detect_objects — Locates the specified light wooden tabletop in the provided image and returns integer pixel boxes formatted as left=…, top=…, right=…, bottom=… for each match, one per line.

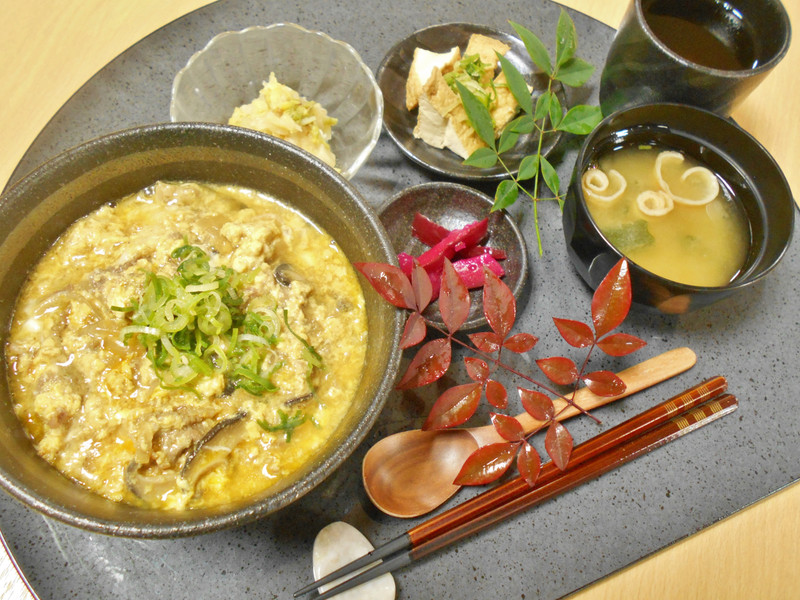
left=0, top=1, right=798, bottom=599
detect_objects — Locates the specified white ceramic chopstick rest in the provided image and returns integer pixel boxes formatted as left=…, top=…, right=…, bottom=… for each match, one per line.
left=312, top=521, right=396, bottom=599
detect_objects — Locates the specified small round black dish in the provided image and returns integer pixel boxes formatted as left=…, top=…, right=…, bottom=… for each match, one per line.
left=377, top=23, right=566, bottom=180
left=379, top=182, right=528, bottom=329
left=563, top=102, right=794, bottom=314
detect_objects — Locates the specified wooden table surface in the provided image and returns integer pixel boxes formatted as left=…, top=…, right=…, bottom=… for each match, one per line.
left=0, top=1, right=798, bottom=598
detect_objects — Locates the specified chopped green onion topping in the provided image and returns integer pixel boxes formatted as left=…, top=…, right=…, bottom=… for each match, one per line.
left=257, top=409, right=307, bottom=442
left=115, top=244, right=322, bottom=396
left=443, top=53, right=496, bottom=109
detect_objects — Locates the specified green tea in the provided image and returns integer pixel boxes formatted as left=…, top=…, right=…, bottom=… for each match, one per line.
left=644, top=0, right=759, bottom=71
left=583, top=144, right=750, bottom=287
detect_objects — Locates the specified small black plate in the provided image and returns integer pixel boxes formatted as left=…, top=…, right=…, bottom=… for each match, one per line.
left=379, top=181, right=528, bottom=330
left=376, top=22, right=565, bottom=181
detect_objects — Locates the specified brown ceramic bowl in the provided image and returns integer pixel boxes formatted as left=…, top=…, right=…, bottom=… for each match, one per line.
left=563, top=103, right=794, bottom=314
left=379, top=182, right=528, bottom=330
left=0, top=123, right=402, bottom=537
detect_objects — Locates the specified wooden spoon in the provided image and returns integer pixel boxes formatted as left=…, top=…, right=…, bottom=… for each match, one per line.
left=362, top=347, right=696, bottom=518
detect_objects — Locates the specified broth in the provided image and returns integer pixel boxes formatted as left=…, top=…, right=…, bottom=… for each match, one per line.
left=583, top=144, right=750, bottom=287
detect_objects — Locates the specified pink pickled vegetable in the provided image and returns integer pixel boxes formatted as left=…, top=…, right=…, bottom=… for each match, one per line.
left=398, top=213, right=506, bottom=301
left=417, top=218, right=489, bottom=271
left=428, top=254, right=505, bottom=299
left=411, top=214, right=504, bottom=260
left=458, top=245, right=507, bottom=260
left=397, top=252, right=414, bottom=277
left=412, top=213, right=450, bottom=246
left=455, top=253, right=505, bottom=283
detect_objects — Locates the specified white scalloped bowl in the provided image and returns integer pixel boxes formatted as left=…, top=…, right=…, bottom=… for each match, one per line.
left=171, top=23, right=383, bottom=180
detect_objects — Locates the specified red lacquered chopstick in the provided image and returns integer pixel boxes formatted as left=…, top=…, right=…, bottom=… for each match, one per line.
left=409, top=374, right=727, bottom=546
left=295, top=376, right=729, bottom=598
left=306, top=393, right=738, bottom=599
left=413, top=392, right=738, bottom=558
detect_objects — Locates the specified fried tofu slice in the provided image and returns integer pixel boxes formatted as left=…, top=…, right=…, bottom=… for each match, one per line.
left=405, top=46, right=461, bottom=110
left=464, top=34, right=511, bottom=84
left=420, top=68, right=461, bottom=116
left=413, top=68, right=484, bottom=158
left=413, top=95, right=448, bottom=148
left=491, top=71, right=525, bottom=134
left=442, top=103, right=485, bottom=158
left=413, top=68, right=462, bottom=149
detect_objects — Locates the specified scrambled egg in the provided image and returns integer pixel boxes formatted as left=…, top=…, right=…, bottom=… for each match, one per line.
left=5, top=181, right=367, bottom=510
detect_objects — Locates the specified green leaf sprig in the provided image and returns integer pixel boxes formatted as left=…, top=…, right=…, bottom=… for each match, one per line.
left=458, top=10, right=603, bottom=255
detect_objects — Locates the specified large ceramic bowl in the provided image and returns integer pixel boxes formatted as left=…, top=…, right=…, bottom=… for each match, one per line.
left=170, top=23, right=383, bottom=180
left=563, top=103, right=794, bottom=314
left=0, top=123, right=403, bottom=537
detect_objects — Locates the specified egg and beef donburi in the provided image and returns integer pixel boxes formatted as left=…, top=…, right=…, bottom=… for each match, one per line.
left=4, top=181, right=368, bottom=511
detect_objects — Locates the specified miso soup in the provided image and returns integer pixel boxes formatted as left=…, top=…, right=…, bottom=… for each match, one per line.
left=582, top=144, right=750, bottom=287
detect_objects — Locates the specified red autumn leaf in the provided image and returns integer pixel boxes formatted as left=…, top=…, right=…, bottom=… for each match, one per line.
left=483, top=267, right=516, bottom=339
left=354, top=262, right=415, bottom=310
left=491, top=413, right=525, bottom=442
left=519, top=387, right=554, bottom=421
left=453, top=442, right=518, bottom=486
left=423, top=382, right=482, bottom=430
left=469, top=332, right=502, bottom=353
left=503, top=332, right=538, bottom=353
left=552, top=318, right=595, bottom=348
left=591, top=258, right=632, bottom=338
left=399, top=311, right=426, bottom=349
left=545, top=421, right=573, bottom=471
left=485, top=379, right=508, bottom=409
left=439, top=258, right=470, bottom=333
left=582, top=370, right=627, bottom=397
left=396, top=338, right=452, bottom=389
left=410, top=260, right=433, bottom=313
left=464, top=356, right=489, bottom=382
left=596, top=333, right=647, bottom=357
left=517, top=442, right=542, bottom=487
left=536, top=356, right=579, bottom=386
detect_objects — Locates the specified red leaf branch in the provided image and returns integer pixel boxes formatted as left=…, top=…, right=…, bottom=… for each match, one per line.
left=355, top=257, right=645, bottom=488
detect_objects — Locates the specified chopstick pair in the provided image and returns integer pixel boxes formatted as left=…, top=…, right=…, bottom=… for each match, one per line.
left=295, top=375, right=735, bottom=599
